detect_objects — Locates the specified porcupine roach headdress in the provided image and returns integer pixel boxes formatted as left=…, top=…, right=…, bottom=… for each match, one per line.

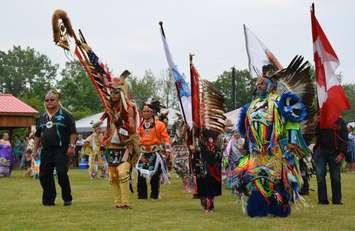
left=51, top=9, right=118, bottom=121
left=190, top=55, right=226, bottom=134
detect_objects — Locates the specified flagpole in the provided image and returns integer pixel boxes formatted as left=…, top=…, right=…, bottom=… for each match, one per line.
left=310, top=3, right=319, bottom=113
left=189, top=53, right=199, bottom=149
left=189, top=54, right=195, bottom=145
left=231, top=67, right=236, bottom=110
left=159, top=21, right=166, bottom=38
left=243, top=24, right=253, bottom=78
left=189, top=53, right=195, bottom=130
left=188, top=54, right=197, bottom=194
left=159, top=21, right=188, bottom=125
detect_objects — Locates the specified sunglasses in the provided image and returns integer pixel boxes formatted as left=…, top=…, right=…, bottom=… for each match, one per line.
left=44, top=98, right=56, bottom=102
left=111, top=90, right=121, bottom=95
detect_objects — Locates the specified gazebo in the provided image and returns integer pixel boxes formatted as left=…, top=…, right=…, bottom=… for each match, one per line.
left=0, top=94, right=38, bottom=140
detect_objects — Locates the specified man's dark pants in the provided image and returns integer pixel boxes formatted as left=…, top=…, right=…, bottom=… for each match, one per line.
left=39, top=147, right=72, bottom=205
left=314, top=148, right=342, bottom=204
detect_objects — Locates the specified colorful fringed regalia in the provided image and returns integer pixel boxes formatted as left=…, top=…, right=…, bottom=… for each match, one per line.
left=222, top=131, right=245, bottom=189
left=84, top=122, right=108, bottom=179
left=232, top=56, right=316, bottom=217
left=51, top=9, right=140, bottom=209
left=136, top=101, right=171, bottom=199
left=171, top=114, right=194, bottom=192
left=190, top=56, right=226, bottom=213
left=136, top=99, right=170, bottom=185
left=31, top=158, right=41, bottom=179
left=103, top=83, right=140, bottom=209
left=0, top=141, right=14, bottom=177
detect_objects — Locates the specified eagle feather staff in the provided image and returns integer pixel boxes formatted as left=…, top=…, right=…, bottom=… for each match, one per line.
left=190, top=55, right=225, bottom=135
left=51, top=9, right=118, bottom=121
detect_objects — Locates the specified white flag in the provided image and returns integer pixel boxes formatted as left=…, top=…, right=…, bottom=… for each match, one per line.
left=243, top=24, right=282, bottom=77
left=160, top=24, right=193, bottom=128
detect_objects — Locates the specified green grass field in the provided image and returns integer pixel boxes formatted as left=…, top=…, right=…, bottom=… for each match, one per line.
left=1, top=169, right=355, bottom=231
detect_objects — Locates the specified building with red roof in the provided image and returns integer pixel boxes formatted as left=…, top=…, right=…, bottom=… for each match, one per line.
left=0, top=94, right=38, bottom=130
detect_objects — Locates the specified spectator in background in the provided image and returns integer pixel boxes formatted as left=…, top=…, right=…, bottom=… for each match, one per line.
left=222, top=130, right=244, bottom=189
left=84, top=122, right=107, bottom=179
left=73, top=134, right=84, bottom=168
left=0, top=132, right=15, bottom=177
left=13, top=137, right=25, bottom=167
left=314, top=116, right=348, bottom=205
left=346, top=125, right=355, bottom=172
left=20, top=134, right=35, bottom=168
left=24, top=149, right=34, bottom=177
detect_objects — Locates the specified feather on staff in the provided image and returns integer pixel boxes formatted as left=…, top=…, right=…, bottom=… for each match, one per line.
left=190, top=55, right=225, bottom=135
left=51, top=9, right=118, bottom=121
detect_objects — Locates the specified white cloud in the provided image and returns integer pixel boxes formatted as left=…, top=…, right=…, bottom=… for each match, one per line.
left=0, top=0, right=354, bottom=84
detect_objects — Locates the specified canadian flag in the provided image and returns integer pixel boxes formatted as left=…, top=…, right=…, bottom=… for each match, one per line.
left=311, top=5, right=350, bottom=128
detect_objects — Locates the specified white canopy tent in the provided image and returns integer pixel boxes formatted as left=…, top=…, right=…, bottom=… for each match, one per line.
left=75, top=112, right=106, bottom=133
left=75, top=108, right=180, bottom=134
left=224, top=107, right=242, bottom=129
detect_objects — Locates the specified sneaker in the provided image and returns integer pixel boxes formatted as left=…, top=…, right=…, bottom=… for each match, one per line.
left=332, top=201, right=343, bottom=205
left=64, top=201, right=72, bottom=206
left=318, top=201, right=329, bottom=205
left=115, top=204, right=132, bottom=209
left=43, top=202, right=55, bottom=206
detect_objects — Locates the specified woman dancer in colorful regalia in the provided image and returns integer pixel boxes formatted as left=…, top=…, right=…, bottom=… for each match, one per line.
left=0, top=132, right=15, bottom=177
left=232, top=58, right=313, bottom=217
left=136, top=102, right=171, bottom=199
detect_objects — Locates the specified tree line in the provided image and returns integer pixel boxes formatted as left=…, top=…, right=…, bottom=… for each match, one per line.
left=0, top=46, right=354, bottom=122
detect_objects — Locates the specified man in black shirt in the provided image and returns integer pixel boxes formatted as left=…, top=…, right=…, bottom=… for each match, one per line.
left=314, top=116, right=347, bottom=205
left=33, top=90, right=77, bottom=206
